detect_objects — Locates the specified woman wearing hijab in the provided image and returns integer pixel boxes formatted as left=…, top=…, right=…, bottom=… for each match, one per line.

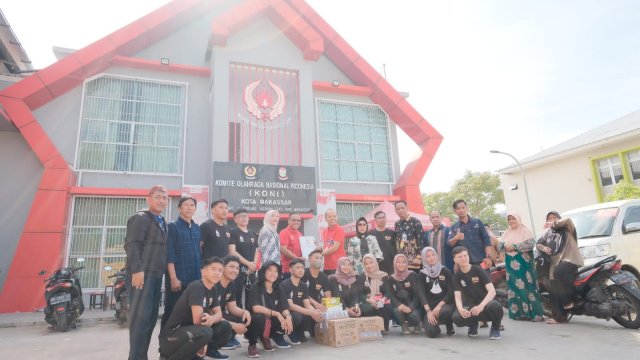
left=346, top=217, right=384, bottom=274
left=245, top=261, right=298, bottom=357
left=258, top=210, right=281, bottom=265
left=389, top=254, right=422, bottom=334
left=499, top=212, right=544, bottom=321
left=536, top=213, right=583, bottom=324
left=419, top=247, right=455, bottom=338
left=357, top=254, right=392, bottom=333
left=329, top=257, right=364, bottom=317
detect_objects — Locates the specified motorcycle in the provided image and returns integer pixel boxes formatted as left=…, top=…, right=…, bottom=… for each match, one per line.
left=488, top=262, right=508, bottom=308
left=494, top=254, right=640, bottom=328
left=538, top=255, right=640, bottom=329
left=105, top=265, right=129, bottom=325
left=41, top=258, right=85, bottom=332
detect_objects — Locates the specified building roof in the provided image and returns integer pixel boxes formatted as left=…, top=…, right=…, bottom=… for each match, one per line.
left=0, top=9, right=33, bottom=75
left=0, top=0, right=441, bottom=311
left=499, top=109, right=640, bottom=173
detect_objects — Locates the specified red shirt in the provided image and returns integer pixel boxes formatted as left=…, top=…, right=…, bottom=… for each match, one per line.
left=279, top=226, right=303, bottom=273
left=322, top=225, right=346, bottom=271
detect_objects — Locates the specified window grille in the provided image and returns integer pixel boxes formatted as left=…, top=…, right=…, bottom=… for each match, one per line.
left=67, top=196, right=173, bottom=289
left=77, top=76, right=186, bottom=174
left=317, top=100, right=393, bottom=182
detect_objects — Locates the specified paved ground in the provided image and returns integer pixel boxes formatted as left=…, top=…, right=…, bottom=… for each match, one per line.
left=0, top=310, right=638, bottom=360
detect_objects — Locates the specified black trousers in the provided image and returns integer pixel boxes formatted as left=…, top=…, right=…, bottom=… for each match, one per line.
left=234, top=272, right=255, bottom=309
left=424, top=303, right=455, bottom=338
left=392, top=306, right=422, bottom=327
left=246, top=313, right=300, bottom=345
left=159, top=325, right=212, bottom=360
left=161, top=287, right=183, bottom=331
left=550, top=261, right=578, bottom=319
left=452, top=300, right=503, bottom=330
left=290, top=312, right=313, bottom=338
left=360, top=303, right=392, bottom=331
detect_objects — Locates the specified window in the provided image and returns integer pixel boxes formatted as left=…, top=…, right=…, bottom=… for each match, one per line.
left=627, top=150, right=640, bottom=181
left=318, top=100, right=393, bottom=182
left=67, top=197, right=173, bottom=289
left=77, top=76, right=186, bottom=174
left=336, top=202, right=380, bottom=226
left=623, top=206, right=640, bottom=230
left=596, top=156, right=624, bottom=186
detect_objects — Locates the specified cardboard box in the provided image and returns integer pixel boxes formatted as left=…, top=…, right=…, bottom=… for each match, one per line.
left=356, top=316, right=384, bottom=341
left=322, top=297, right=342, bottom=309
left=315, top=318, right=360, bottom=347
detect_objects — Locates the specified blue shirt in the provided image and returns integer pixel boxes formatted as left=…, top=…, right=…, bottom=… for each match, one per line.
left=166, top=217, right=202, bottom=287
left=448, top=217, right=490, bottom=263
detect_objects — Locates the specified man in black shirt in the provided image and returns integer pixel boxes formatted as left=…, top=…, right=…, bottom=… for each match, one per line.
left=369, top=211, right=396, bottom=274
left=281, top=259, right=323, bottom=342
left=301, top=250, right=332, bottom=311
left=217, top=256, right=252, bottom=351
left=201, top=199, right=231, bottom=260
left=451, top=246, right=503, bottom=340
left=228, top=208, right=258, bottom=308
left=159, top=257, right=232, bottom=360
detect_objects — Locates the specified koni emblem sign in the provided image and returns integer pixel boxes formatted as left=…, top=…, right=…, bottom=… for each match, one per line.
left=213, top=162, right=316, bottom=214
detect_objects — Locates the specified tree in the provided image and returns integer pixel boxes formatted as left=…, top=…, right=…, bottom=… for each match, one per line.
left=423, top=170, right=507, bottom=230
left=605, top=180, right=640, bottom=201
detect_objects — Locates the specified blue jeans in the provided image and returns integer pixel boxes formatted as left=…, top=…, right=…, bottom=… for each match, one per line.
left=127, top=273, right=162, bottom=360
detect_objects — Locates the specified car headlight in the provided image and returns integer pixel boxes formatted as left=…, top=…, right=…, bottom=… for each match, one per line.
left=579, top=245, right=610, bottom=259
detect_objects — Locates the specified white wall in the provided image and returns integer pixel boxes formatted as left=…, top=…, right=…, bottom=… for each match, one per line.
left=500, top=135, right=640, bottom=236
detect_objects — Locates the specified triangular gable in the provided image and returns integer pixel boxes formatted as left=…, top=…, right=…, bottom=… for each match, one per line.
left=0, top=0, right=441, bottom=312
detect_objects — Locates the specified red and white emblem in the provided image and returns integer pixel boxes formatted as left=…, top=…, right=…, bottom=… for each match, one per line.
left=244, top=80, right=286, bottom=121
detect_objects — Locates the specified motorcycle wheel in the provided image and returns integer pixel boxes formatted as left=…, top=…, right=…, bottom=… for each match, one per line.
left=610, top=285, right=640, bottom=329
left=57, top=312, right=69, bottom=332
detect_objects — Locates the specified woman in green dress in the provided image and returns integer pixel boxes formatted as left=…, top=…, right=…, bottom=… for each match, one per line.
left=499, top=212, right=544, bottom=321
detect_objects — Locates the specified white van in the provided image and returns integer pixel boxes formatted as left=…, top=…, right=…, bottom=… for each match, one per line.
left=563, top=199, right=640, bottom=280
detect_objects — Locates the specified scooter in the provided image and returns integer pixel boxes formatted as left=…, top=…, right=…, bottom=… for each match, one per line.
left=538, top=255, right=640, bottom=329
left=105, top=266, right=129, bottom=325
left=41, top=258, right=85, bottom=332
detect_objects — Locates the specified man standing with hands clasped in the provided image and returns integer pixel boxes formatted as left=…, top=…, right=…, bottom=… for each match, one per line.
left=124, top=185, right=169, bottom=360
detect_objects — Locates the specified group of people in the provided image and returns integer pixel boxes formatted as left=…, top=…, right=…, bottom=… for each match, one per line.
left=124, top=185, right=583, bottom=360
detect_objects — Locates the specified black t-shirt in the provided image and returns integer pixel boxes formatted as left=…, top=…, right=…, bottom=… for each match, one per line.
left=215, top=280, right=237, bottom=314
left=388, top=272, right=421, bottom=309
left=280, top=278, right=310, bottom=307
left=453, top=265, right=491, bottom=306
left=246, top=283, right=289, bottom=313
left=370, top=229, right=396, bottom=274
left=229, top=227, right=258, bottom=268
left=161, top=280, right=218, bottom=335
left=418, top=267, right=454, bottom=308
left=201, top=220, right=231, bottom=260
left=302, top=269, right=330, bottom=303
left=329, top=277, right=365, bottom=309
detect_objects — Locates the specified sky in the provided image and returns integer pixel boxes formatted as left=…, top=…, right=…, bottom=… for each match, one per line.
left=2, top=0, right=640, bottom=194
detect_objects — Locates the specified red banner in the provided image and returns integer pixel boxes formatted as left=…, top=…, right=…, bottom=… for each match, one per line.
left=228, top=63, right=301, bottom=166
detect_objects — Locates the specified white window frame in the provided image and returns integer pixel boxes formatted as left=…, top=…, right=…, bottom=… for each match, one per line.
left=315, top=98, right=396, bottom=185
left=626, top=149, right=640, bottom=182
left=73, top=73, right=189, bottom=177
left=596, top=155, right=624, bottom=187
left=336, top=201, right=380, bottom=226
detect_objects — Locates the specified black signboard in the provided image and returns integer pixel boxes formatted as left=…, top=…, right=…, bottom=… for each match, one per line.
left=212, top=162, right=316, bottom=214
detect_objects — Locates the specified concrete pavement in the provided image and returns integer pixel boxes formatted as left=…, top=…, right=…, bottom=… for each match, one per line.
left=0, top=312, right=638, bottom=360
